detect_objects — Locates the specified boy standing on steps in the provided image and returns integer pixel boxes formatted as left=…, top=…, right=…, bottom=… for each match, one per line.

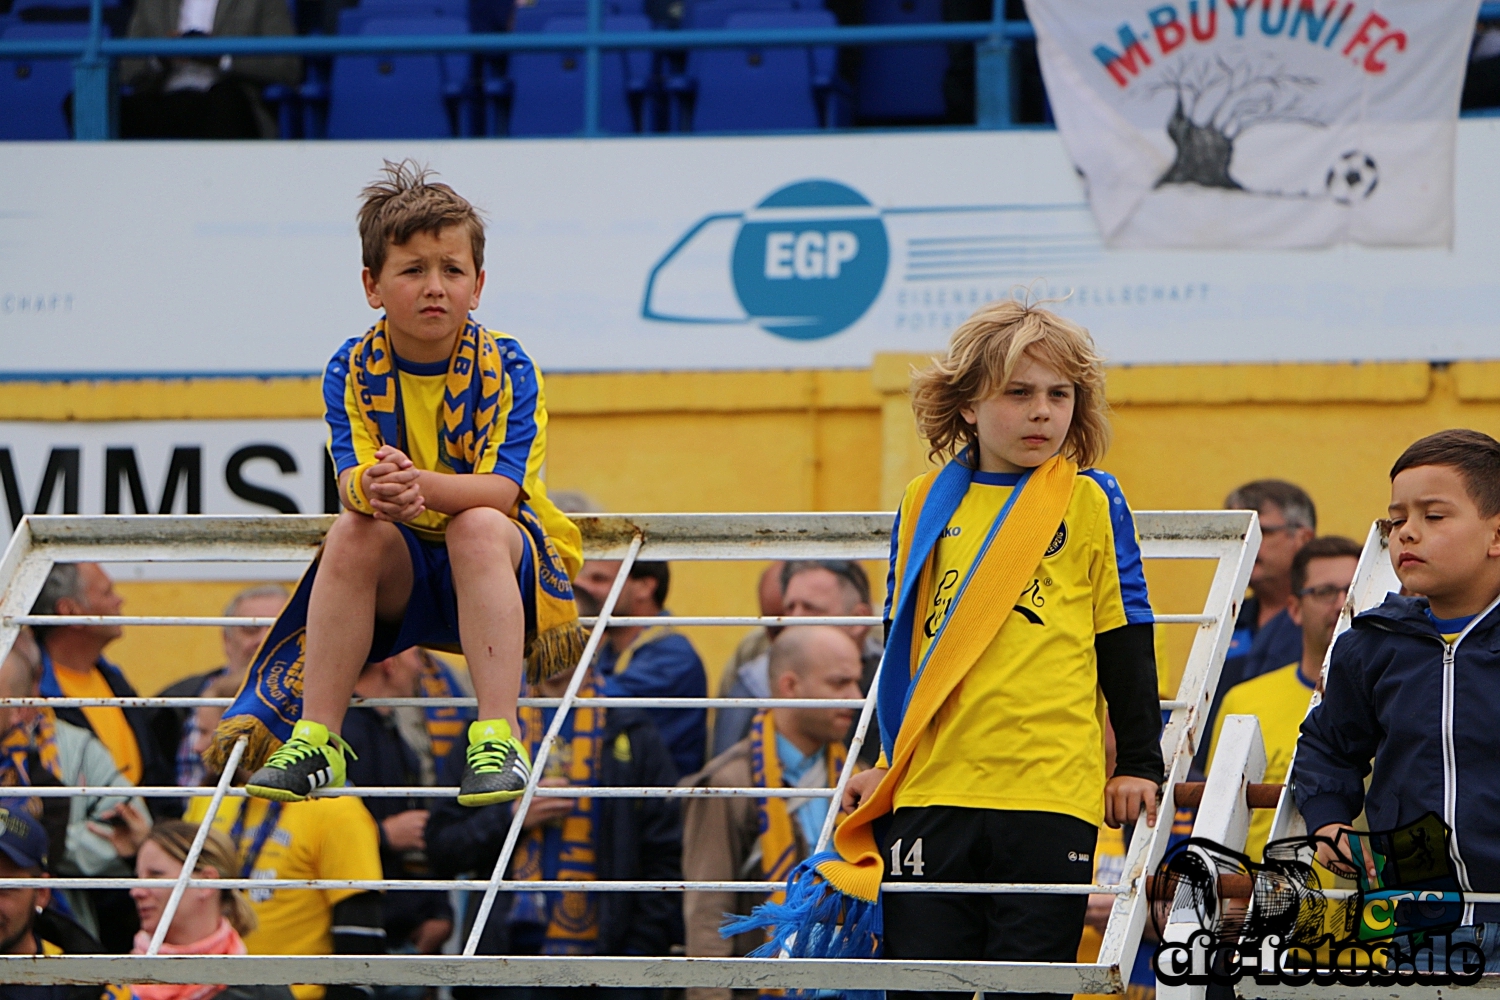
left=237, top=160, right=583, bottom=808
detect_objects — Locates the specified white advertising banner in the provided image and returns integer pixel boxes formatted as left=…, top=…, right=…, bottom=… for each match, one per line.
left=0, top=420, right=332, bottom=526
left=1028, top=0, right=1480, bottom=249
left=1, top=127, right=1498, bottom=375
left=0, top=420, right=330, bottom=578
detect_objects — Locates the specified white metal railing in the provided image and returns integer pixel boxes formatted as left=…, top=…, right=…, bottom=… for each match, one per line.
left=0, top=510, right=1258, bottom=993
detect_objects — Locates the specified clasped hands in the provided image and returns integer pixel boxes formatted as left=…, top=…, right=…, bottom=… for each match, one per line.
left=362, top=445, right=427, bottom=523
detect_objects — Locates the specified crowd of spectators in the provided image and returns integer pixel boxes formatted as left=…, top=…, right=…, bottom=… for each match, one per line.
left=0, top=471, right=1360, bottom=997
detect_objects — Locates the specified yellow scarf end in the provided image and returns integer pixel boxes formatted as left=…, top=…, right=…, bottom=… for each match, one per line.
left=206, top=715, right=281, bottom=775
left=526, top=622, right=586, bottom=685
left=813, top=855, right=883, bottom=905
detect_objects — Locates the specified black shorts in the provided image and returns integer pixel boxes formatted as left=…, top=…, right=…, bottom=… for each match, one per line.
left=881, top=806, right=1099, bottom=1000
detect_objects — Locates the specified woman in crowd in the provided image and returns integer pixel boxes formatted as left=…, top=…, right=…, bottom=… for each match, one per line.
left=126, top=821, right=293, bottom=1000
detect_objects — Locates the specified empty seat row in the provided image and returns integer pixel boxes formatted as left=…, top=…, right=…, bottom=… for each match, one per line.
left=0, top=0, right=953, bottom=139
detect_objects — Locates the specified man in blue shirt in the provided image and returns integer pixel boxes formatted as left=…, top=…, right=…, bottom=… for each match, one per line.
left=574, top=559, right=708, bottom=777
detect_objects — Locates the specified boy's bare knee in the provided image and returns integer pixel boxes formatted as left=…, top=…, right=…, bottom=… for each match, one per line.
left=447, top=508, right=521, bottom=562
left=324, top=510, right=402, bottom=564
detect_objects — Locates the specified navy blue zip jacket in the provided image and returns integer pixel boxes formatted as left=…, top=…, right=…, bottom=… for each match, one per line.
left=1293, top=592, right=1500, bottom=921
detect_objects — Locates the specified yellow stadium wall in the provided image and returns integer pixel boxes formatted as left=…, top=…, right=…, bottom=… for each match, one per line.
left=7, top=359, right=1500, bottom=697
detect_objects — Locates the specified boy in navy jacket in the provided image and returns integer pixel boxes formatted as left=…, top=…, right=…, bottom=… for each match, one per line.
left=1294, top=429, right=1500, bottom=954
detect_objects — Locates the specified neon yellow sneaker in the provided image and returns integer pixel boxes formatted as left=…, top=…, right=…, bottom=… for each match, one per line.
left=458, top=719, right=532, bottom=807
left=244, top=719, right=354, bottom=802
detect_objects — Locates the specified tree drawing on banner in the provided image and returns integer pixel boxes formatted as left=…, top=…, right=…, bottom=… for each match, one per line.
left=1151, top=56, right=1321, bottom=191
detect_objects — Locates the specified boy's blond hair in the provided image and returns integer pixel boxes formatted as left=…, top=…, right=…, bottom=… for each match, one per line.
left=910, top=299, right=1110, bottom=468
left=358, top=159, right=486, bottom=278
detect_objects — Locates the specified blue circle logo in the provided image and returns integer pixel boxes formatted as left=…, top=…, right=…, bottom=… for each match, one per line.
left=730, top=180, right=889, bottom=341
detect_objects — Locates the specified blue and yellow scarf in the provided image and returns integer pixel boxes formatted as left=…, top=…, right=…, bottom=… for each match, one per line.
left=0, top=711, right=61, bottom=817
left=340, top=318, right=503, bottom=504
left=749, top=709, right=845, bottom=903
left=417, top=651, right=475, bottom=785
left=206, top=319, right=584, bottom=775
left=508, top=669, right=605, bottom=955
left=726, top=451, right=1077, bottom=979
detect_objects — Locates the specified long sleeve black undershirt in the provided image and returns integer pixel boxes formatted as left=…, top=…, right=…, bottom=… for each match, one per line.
left=1096, top=622, right=1166, bottom=785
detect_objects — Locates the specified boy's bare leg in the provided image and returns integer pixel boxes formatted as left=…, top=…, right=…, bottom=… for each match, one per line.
left=245, top=510, right=414, bottom=801
left=445, top=507, right=526, bottom=730
left=302, top=511, right=414, bottom=733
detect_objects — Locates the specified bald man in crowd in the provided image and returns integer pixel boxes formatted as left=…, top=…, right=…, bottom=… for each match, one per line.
left=681, top=625, right=864, bottom=1000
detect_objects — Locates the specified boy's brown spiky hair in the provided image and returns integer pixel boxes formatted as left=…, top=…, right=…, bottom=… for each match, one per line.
left=358, top=159, right=486, bottom=277
left=909, top=298, right=1111, bottom=468
left=1391, top=429, right=1500, bottom=518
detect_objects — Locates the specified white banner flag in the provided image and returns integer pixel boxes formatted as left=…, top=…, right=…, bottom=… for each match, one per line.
left=1028, top=0, right=1480, bottom=248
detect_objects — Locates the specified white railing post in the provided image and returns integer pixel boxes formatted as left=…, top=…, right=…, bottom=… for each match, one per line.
left=1157, top=715, right=1267, bottom=1000
left=462, top=532, right=644, bottom=956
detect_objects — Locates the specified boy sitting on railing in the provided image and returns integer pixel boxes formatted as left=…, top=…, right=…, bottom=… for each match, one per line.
left=211, top=159, right=584, bottom=809
left=1294, top=429, right=1500, bottom=968
left=731, top=300, right=1164, bottom=1000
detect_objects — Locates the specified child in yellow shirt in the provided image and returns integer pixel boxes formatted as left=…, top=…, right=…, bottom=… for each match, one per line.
left=732, top=301, right=1164, bottom=1000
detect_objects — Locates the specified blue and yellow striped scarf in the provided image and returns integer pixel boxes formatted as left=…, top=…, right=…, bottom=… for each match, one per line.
left=417, top=651, right=474, bottom=785
left=346, top=316, right=503, bottom=487
left=509, top=669, right=604, bottom=954
left=0, top=710, right=60, bottom=817
left=749, top=709, right=845, bottom=903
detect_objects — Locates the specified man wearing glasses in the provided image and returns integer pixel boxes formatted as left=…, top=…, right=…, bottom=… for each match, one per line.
left=711, top=560, right=882, bottom=763
left=1195, top=480, right=1318, bottom=776
left=1204, top=535, right=1362, bottom=860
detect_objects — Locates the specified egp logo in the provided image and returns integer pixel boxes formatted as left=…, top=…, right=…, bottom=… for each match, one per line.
left=643, top=179, right=890, bottom=341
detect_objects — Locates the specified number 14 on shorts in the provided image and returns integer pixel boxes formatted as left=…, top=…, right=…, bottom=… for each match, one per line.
left=889, top=837, right=926, bottom=876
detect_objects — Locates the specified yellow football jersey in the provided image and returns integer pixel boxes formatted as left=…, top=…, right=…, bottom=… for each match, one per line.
left=186, top=794, right=382, bottom=1000
left=324, top=331, right=578, bottom=570
left=892, top=469, right=1154, bottom=827
left=1207, top=660, right=1317, bottom=861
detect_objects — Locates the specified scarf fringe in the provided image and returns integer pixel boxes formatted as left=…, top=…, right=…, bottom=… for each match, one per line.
left=723, top=851, right=883, bottom=964
left=205, top=714, right=281, bottom=776
left=526, top=621, right=586, bottom=685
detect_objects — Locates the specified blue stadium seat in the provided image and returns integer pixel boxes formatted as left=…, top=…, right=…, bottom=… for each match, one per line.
left=680, top=9, right=838, bottom=131
left=0, top=23, right=97, bottom=140
left=856, top=0, right=944, bottom=121
left=326, top=15, right=471, bottom=137
left=511, top=0, right=639, bottom=33
left=680, top=0, right=807, bottom=28
left=9, top=0, right=117, bottom=15
left=336, top=0, right=466, bottom=35
left=505, top=12, right=650, bottom=135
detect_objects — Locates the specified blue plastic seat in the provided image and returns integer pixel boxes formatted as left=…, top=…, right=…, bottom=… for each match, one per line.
left=336, top=0, right=466, bottom=35
left=9, top=0, right=116, bottom=15
left=505, top=12, right=649, bottom=134
left=682, top=9, right=837, bottom=131
left=680, top=0, right=805, bottom=28
left=511, top=0, right=638, bottom=33
left=326, top=15, right=471, bottom=137
left=0, top=22, right=96, bottom=140
left=856, top=0, right=944, bottom=121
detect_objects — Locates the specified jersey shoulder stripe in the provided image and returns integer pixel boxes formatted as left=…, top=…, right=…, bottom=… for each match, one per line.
left=323, top=337, right=362, bottom=474
left=487, top=331, right=540, bottom=484
left=1079, top=468, right=1153, bottom=625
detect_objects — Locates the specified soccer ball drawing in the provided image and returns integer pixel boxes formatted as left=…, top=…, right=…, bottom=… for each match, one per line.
left=1326, top=151, right=1380, bottom=205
